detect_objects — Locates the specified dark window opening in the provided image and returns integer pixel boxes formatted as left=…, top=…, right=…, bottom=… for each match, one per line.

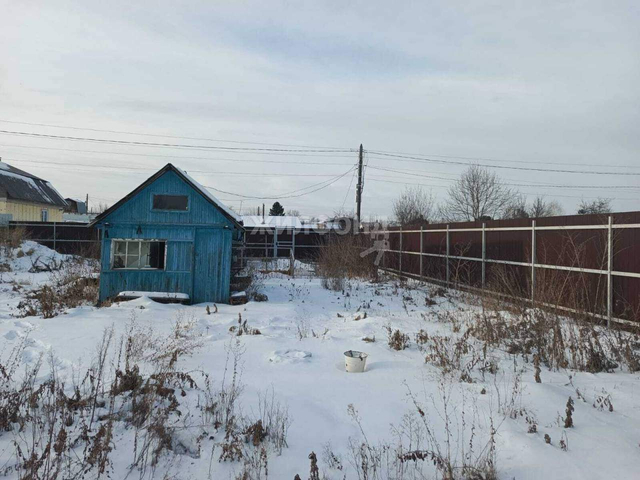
left=153, top=194, right=188, bottom=211
left=112, top=240, right=166, bottom=270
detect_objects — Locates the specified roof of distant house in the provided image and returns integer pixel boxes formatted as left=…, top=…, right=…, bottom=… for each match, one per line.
left=65, top=198, right=88, bottom=214
left=0, top=162, right=67, bottom=208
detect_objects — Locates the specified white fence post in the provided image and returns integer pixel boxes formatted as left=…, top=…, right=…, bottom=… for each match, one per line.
left=607, top=215, right=613, bottom=328
left=399, top=229, right=403, bottom=274
left=446, top=224, right=450, bottom=286
left=273, top=228, right=278, bottom=259
left=420, top=226, right=424, bottom=281
left=292, top=228, right=296, bottom=259
left=481, top=222, right=486, bottom=288
left=531, top=220, right=536, bottom=303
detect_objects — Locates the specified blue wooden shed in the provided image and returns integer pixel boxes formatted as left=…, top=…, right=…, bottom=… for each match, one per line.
left=91, top=164, right=244, bottom=304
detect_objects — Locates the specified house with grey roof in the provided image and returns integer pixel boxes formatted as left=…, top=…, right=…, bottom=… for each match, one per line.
left=0, top=160, right=67, bottom=222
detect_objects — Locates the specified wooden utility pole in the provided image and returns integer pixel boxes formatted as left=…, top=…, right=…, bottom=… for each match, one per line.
left=355, top=144, right=364, bottom=227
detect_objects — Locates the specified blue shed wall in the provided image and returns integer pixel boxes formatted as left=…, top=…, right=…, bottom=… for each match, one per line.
left=96, top=170, right=239, bottom=304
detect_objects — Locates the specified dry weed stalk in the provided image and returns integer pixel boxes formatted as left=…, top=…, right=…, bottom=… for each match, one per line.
left=317, top=235, right=376, bottom=291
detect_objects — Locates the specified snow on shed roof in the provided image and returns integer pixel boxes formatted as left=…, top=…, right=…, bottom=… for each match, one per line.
left=0, top=162, right=67, bottom=208
left=173, top=166, right=242, bottom=224
left=242, top=215, right=304, bottom=229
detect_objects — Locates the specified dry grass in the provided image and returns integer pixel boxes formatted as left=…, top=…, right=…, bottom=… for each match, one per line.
left=14, top=252, right=100, bottom=318
left=342, top=380, right=498, bottom=480
left=0, top=227, right=27, bottom=259
left=317, top=235, right=377, bottom=291
left=0, top=311, right=293, bottom=480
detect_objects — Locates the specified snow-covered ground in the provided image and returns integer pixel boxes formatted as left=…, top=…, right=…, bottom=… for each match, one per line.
left=0, top=244, right=639, bottom=479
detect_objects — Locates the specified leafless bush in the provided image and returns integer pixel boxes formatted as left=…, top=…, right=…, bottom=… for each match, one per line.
left=401, top=381, right=498, bottom=480
left=420, top=330, right=482, bottom=382
left=385, top=326, right=410, bottom=351
left=244, top=264, right=267, bottom=300
left=346, top=404, right=406, bottom=480
left=295, top=318, right=310, bottom=340
left=322, top=442, right=344, bottom=472
left=477, top=228, right=640, bottom=373
left=0, top=309, right=294, bottom=480
left=468, top=306, right=640, bottom=373
left=0, top=314, right=215, bottom=479
left=16, top=256, right=99, bottom=318
left=245, top=388, right=291, bottom=456
left=229, top=313, right=262, bottom=337
left=317, top=235, right=376, bottom=291
left=200, top=340, right=291, bottom=477
left=344, top=380, right=498, bottom=480
left=0, top=227, right=27, bottom=259
left=563, top=397, right=574, bottom=428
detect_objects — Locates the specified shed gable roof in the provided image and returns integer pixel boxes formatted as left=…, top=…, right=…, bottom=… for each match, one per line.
left=90, top=164, right=243, bottom=229
left=0, top=162, right=67, bottom=208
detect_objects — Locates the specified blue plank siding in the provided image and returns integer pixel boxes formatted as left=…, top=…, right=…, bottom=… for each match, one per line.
left=100, top=171, right=235, bottom=227
left=193, top=228, right=233, bottom=303
left=94, top=167, right=242, bottom=304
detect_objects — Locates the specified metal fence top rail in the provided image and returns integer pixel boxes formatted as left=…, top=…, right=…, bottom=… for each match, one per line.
left=383, top=249, right=640, bottom=279
left=375, top=222, right=640, bottom=234
left=10, top=222, right=92, bottom=227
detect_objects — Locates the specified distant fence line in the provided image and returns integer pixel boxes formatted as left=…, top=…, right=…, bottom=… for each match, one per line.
left=373, top=211, right=640, bottom=326
left=8, top=214, right=640, bottom=325
left=243, top=228, right=338, bottom=260
left=8, top=222, right=101, bottom=256
left=6, top=222, right=338, bottom=260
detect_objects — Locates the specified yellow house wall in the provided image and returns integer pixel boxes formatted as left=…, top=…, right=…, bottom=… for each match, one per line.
left=0, top=199, right=64, bottom=222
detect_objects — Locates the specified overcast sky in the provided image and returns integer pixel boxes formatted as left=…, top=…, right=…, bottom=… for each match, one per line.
left=0, top=1, right=638, bottom=218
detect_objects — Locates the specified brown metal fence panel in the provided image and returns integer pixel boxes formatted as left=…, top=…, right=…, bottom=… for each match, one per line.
left=377, top=211, right=640, bottom=325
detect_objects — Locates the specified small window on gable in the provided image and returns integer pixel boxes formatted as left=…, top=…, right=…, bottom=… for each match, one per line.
left=153, top=194, right=188, bottom=211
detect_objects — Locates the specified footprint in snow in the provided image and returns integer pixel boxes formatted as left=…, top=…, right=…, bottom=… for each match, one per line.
left=4, top=329, right=24, bottom=340
left=268, top=349, right=312, bottom=364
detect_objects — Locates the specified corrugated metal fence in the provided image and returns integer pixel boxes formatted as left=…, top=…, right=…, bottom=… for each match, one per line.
left=376, top=211, right=640, bottom=326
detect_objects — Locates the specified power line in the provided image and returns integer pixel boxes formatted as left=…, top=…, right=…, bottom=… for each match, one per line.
left=0, top=119, right=349, bottom=150
left=204, top=167, right=356, bottom=200
left=2, top=158, right=348, bottom=178
left=0, top=143, right=356, bottom=163
left=366, top=177, right=638, bottom=201
left=368, top=165, right=640, bottom=189
left=0, top=129, right=354, bottom=154
left=370, top=148, right=640, bottom=169
left=340, top=166, right=358, bottom=211
left=367, top=151, right=640, bottom=176
left=6, top=119, right=634, bottom=170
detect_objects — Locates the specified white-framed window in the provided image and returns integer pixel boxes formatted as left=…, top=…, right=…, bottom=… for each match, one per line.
left=41, top=209, right=48, bottom=222
left=111, top=239, right=166, bottom=270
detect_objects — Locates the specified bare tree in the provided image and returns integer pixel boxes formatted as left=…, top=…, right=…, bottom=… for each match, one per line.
left=393, top=186, right=435, bottom=225
left=443, top=165, right=515, bottom=221
left=529, top=196, right=563, bottom=217
left=505, top=195, right=564, bottom=219
left=577, top=198, right=612, bottom=215
left=503, top=194, right=529, bottom=219
left=89, top=202, right=110, bottom=214
left=288, top=209, right=301, bottom=217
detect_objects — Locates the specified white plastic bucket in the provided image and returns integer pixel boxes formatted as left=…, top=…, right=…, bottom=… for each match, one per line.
left=344, top=350, right=368, bottom=373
